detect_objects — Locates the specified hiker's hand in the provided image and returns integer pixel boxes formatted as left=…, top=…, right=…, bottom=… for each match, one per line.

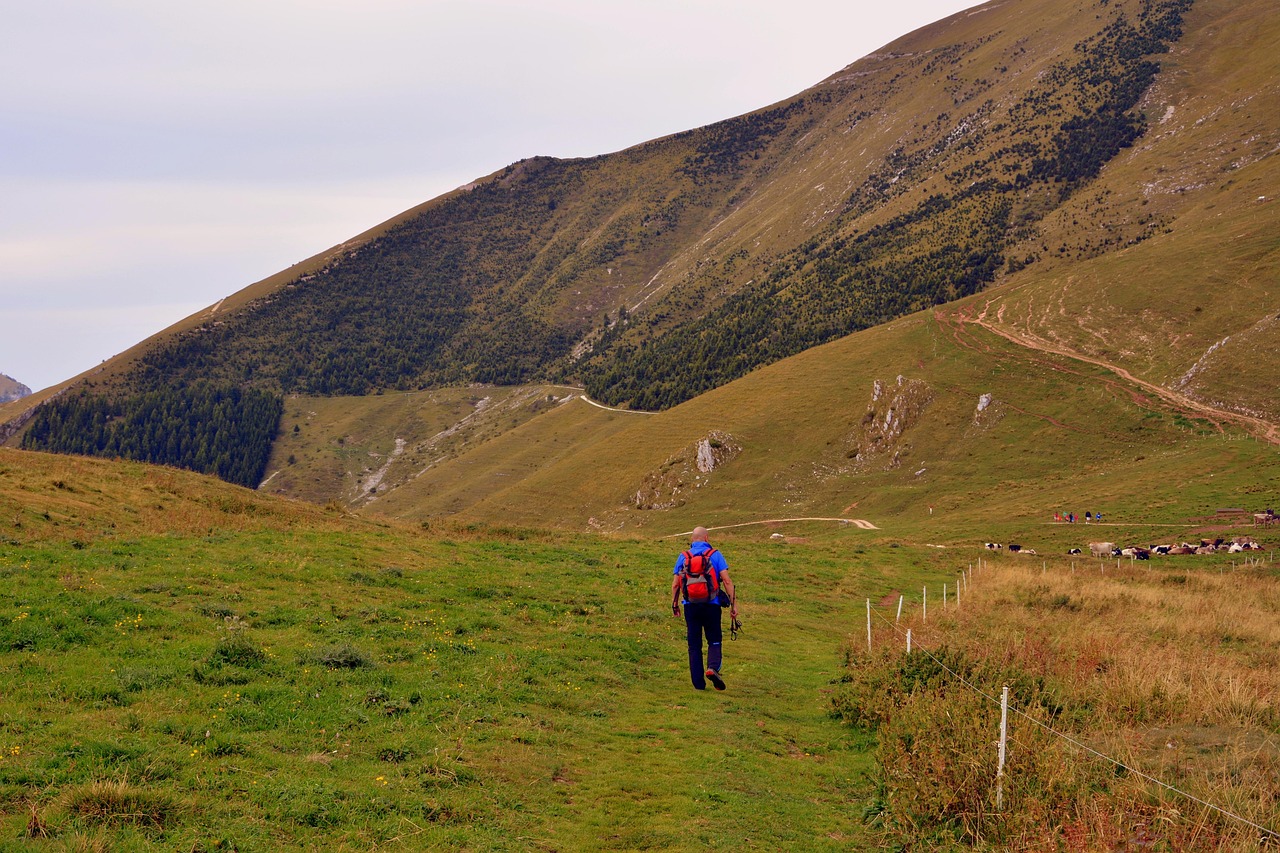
left=730, top=607, right=738, bottom=619
left=671, top=603, right=680, bottom=617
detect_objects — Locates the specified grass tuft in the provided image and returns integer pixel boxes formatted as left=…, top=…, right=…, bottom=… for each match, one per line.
left=314, top=643, right=374, bottom=669
left=61, top=779, right=179, bottom=829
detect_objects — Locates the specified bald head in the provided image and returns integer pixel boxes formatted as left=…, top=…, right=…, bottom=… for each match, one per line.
left=691, top=526, right=710, bottom=543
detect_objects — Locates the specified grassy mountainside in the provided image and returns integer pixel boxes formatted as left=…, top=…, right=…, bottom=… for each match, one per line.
left=21, top=0, right=1280, bottom=493
left=117, top=0, right=1194, bottom=409
left=331, top=304, right=1280, bottom=543
left=234, top=0, right=1280, bottom=533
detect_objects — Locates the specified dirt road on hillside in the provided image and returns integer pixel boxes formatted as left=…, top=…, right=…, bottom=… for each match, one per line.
left=663, top=518, right=879, bottom=538
left=945, top=305, right=1280, bottom=446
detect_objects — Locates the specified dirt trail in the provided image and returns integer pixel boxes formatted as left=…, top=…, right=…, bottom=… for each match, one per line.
left=577, top=395, right=656, bottom=415
left=946, top=307, right=1280, bottom=446
left=662, top=517, right=879, bottom=538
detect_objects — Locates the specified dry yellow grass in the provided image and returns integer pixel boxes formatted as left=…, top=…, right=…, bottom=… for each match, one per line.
left=860, top=552, right=1280, bottom=848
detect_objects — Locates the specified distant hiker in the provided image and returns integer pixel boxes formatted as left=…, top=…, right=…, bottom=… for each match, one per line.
left=1085, top=511, right=1092, bottom=523
left=671, top=526, right=738, bottom=691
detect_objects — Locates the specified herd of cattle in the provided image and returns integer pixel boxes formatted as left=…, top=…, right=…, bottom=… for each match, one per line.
left=984, top=538, right=1264, bottom=559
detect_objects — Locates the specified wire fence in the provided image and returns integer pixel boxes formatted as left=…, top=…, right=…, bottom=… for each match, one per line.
left=861, top=556, right=1280, bottom=844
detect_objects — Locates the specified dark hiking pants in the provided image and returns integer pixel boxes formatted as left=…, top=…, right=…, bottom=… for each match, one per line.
left=683, top=602, right=723, bottom=689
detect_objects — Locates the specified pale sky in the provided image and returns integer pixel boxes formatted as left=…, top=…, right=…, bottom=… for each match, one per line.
left=1, top=0, right=978, bottom=393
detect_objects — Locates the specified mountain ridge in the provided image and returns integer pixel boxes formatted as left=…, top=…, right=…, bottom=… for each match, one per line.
left=9, top=0, right=1280, bottom=524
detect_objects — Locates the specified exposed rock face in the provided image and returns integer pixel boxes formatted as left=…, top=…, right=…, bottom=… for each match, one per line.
left=635, top=431, right=741, bottom=510
left=0, top=374, right=32, bottom=404
left=971, top=391, right=1004, bottom=429
left=844, top=376, right=933, bottom=471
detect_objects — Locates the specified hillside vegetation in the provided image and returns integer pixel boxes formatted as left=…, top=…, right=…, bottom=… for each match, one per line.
left=18, top=0, right=1280, bottom=497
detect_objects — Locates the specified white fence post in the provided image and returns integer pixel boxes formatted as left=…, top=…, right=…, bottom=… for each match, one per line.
left=906, top=628, right=912, bottom=654
left=997, top=685, right=1009, bottom=811
left=866, top=598, right=872, bottom=652
left=956, top=575, right=962, bottom=609
left=896, top=595, right=904, bottom=623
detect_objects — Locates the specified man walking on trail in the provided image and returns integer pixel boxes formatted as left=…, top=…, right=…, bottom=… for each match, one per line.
left=671, top=526, right=738, bottom=691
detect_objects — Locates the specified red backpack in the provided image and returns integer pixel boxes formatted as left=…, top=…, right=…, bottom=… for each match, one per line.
left=680, top=549, right=720, bottom=604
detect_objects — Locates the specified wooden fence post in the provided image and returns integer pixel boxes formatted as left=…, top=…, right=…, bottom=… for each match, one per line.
left=866, top=598, right=872, bottom=653
left=997, top=685, right=1009, bottom=811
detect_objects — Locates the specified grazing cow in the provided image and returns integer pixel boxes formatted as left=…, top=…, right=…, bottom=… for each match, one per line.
left=1152, top=545, right=1171, bottom=555
left=1089, top=542, right=1115, bottom=558
left=1067, top=548, right=1082, bottom=555
left=1169, top=545, right=1194, bottom=555
left=985, top=542, right=1002, bottom=550
left=1007, top=544, right=1022, bottom=553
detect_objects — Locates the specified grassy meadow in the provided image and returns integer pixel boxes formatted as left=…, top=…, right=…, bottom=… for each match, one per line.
left=1, top=449, right=965, bottom=850
left=4, top=441, right=1280, bottom=850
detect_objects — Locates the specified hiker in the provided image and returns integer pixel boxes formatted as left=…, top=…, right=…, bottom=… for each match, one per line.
left=671, top=526, right=738, bottom=691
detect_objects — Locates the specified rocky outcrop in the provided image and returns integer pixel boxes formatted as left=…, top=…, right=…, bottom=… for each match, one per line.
left=634, top=431, right=741, bottom=510
left=843, top=376, right=934, bottom=471
left=0, top=374, right=31, bottom=404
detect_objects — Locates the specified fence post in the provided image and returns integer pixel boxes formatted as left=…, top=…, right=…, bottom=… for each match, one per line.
left=866, top=598, right=872, bottom=653
left=956, top=575, right=962, bottom=609
left=906, top=628, right=912, bottom=654
left=997, top=685, right=1009, bottom=811
left=896, top=594, right=904, bottom=623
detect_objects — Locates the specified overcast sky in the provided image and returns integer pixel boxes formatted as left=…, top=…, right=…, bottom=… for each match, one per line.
left=1, top=0, right=978, bottom=393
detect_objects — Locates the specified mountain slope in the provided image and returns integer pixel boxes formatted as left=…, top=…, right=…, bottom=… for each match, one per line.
left=11, top=0, right=1280, bottom=507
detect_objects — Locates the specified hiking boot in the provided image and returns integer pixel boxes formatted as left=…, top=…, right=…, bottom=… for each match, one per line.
left=705, top=669, right=726, bottom=691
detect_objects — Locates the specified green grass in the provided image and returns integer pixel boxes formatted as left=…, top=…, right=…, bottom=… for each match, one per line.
left=0, top=503, right=959, bottom=850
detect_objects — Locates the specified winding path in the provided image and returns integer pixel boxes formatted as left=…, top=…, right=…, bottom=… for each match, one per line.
left=946, top=306, right=1280, bottom=446
left=576, top=395, right=656, bottom=415
left=663, top=517, right=879, bottom=539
